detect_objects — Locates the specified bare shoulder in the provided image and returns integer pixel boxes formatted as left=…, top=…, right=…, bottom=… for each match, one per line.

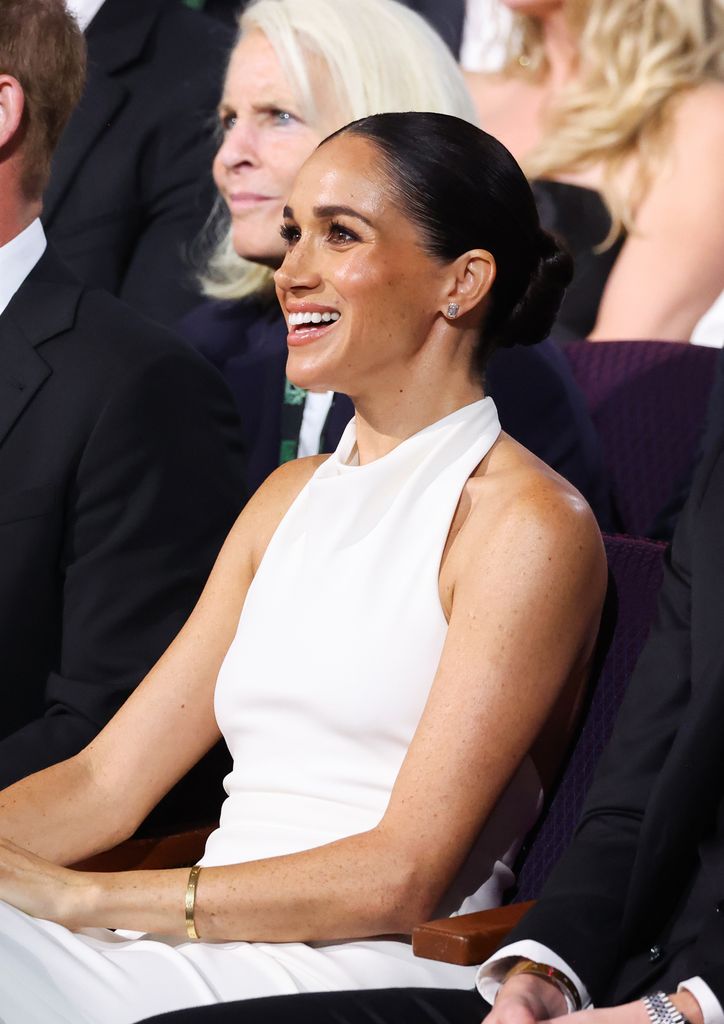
left=225, top=456, right=327, bottom=574
left=668, top=81, right=724, bottom=152
left=450, top=434, right=605, bottom=588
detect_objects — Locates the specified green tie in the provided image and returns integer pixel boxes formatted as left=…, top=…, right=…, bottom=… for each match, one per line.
left=279, top=378, right=308, bottom=465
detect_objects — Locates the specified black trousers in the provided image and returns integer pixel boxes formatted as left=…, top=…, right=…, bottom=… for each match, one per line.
left=139, top=988, right=485, bottom=1024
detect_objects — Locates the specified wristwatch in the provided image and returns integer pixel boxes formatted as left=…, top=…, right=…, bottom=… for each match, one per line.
left=643, top=991, right=690, bottom=1024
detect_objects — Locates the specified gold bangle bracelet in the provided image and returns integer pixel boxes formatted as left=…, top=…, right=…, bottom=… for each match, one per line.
left=185, top=864, right=202, bottom=940
left=504, top=959, right=582, bottom=1012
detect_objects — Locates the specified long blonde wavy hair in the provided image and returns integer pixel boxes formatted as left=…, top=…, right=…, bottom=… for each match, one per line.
left=199, top=0, right=477, bottom=302
left=504, top=0, right=724, bottom=241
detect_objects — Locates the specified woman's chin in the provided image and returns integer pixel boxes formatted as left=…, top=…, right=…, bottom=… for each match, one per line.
left=286, top=357, right=346, bottom=395
left=287, top=369, right=335, bottom=393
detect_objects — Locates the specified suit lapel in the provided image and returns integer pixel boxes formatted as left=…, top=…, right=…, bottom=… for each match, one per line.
left=0, top=320, right=51, bottom=449
left=42, top=0, right=166, bottom=226
left=0, top=249, right=82, bottom=449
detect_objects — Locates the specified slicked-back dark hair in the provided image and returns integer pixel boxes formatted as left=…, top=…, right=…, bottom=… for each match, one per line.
left=0, top=0, right=86, bottom=199
left=323, top=112, right=573, bottom=376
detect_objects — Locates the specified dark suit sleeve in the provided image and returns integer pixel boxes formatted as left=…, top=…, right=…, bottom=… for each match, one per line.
left=504, top=440, right=724, bottom=1001
left=0, top=345, right=245, bottom=786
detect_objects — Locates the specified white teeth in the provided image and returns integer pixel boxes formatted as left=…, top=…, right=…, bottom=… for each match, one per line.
left=287, top=311, right=341, bottom=327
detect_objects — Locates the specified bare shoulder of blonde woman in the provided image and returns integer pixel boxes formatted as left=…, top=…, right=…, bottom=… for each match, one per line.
left=591, top=81, right=724, bottom=342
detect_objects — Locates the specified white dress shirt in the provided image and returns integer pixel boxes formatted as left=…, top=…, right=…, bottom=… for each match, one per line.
left=298, top=391, right=335, bottom=457
left=460, top=0, right=512, bottom=72
left=64, top=0, right=106, bottom=31
left=0, top=219, right=47, bottom=318
left=477, top=942, right=724, bottom=1024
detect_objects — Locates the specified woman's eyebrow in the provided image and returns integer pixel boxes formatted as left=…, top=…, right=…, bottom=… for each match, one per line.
left=282, top=204, right=375, bottom=228
left=314, top=204, right=374, bottom=227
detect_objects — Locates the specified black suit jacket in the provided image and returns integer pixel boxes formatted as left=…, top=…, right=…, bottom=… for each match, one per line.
left=507, top=436, right=724, bottom=1006
left=400, top=0, right=466, bottom=55
left=179, top=298, right=612, bottom=525
left=0, top=247, right=245, bottom=825
left=43, top=0, right=232, bottom=326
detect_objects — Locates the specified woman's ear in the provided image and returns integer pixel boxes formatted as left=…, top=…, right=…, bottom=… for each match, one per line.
left=442, top=249, right=496, bottom=321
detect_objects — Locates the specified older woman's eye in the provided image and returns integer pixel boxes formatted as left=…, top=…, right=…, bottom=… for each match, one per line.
left=220, top=112, right=237, bottom=132
left=272, top=109, right=296, bottom=126
left=279, top=223, right=301, bottom=246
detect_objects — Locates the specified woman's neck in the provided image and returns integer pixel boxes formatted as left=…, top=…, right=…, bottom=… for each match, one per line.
left=539, top=8, right=578, bottom=88
left=351, top=378, right=484, bottom=466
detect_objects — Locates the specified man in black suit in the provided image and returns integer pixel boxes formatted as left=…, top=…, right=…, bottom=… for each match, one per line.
left=0, top=0, right=245, bottom=825
left=44, top=0, right=233, bottom=326
left=141, top=410, right=724, bottom=1024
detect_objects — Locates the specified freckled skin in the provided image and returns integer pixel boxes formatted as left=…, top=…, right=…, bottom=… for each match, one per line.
left=274, top=136, right=466, bottom=402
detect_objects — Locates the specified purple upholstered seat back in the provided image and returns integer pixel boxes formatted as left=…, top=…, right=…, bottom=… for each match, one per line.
left=513, top=533, right=666, bottom=903
left=564, top=342, right=717, bottom=536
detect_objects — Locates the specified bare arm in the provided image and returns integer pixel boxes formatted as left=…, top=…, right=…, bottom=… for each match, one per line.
left=0, top=459, right=320, bottom=865
left=0, top=464, right=606, bottom=941
left=590, top=84, right=724, bottom=342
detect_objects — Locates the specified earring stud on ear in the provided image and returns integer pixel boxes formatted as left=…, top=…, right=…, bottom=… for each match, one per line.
left=446, top=302, right=460, bottom=319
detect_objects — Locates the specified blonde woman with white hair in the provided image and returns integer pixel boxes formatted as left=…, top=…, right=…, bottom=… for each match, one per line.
left=179, top=0, right=610, bottom=520
left=465, top=0, right=724, bottom=342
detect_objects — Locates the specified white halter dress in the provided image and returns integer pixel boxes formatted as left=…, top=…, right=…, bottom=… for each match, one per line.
left=0, top=398, right=542, bottom=1024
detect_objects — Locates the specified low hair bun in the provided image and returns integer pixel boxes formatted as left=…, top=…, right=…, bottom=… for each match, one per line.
left=488, top=230, right=574, bottom=353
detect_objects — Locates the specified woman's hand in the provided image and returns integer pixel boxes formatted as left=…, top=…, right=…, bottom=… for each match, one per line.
left=0, top=836, right=92, bottom=929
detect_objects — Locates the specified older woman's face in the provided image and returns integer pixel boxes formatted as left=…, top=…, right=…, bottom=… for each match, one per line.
left=213, top=31, right=323, bottom=266
left=274, top=135, right=451, bottom=397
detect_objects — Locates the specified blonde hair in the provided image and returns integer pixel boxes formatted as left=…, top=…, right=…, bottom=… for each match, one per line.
left=200, top=0, right=477, bottom=301
left=504, top=0, right=724, bottom=242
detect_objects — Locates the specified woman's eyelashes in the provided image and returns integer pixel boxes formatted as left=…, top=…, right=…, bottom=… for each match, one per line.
left=279, top=221, right=361, bottom=248
left=279, top=223, right=301, bottom=246
left=218, top=107, right=298, bottom=133
left=270, top=108, right=296, bottom=125
left=219, top=110, right=237, bottom=132
left=328, top=221, right=359, bottom=244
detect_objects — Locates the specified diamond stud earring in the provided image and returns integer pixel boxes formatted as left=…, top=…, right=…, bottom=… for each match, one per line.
left=446, top=302, right=460, bottom=319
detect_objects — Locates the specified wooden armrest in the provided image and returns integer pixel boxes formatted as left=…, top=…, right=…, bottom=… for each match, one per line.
left=72, top=824, right=216, bottom=872
left=412, top=900, right=536, bottom=965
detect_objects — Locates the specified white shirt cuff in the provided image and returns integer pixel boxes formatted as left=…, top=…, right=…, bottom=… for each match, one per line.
left=476, top=940, right=591, bottom=1012
left=678, top=978, right=724, bottom=1024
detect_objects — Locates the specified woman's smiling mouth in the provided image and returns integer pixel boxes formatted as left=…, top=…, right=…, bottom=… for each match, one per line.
left=286, top=308, right=341, bottom=345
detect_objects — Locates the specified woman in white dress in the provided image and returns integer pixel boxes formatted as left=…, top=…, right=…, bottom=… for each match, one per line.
left=0, top=113, right=606, bottom=1023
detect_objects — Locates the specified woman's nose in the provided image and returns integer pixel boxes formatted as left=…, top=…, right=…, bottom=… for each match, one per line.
left=216, top=120, right=258, bottom=171
left=274, top=243, right=323, bottom=292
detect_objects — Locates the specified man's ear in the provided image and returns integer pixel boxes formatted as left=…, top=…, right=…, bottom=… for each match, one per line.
left=0, top=75, right=25, bottom=153
left=442, top=249, right=496, bottom=321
